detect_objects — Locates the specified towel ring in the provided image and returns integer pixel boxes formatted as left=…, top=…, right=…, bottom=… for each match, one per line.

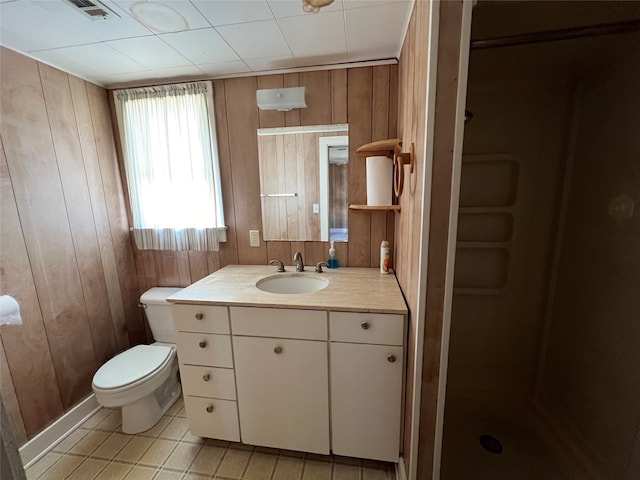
left=393, top=142, right=414, bottom=197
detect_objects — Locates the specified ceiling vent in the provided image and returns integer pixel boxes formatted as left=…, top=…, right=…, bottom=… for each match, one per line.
left=65, top=0, right=119, bottom=20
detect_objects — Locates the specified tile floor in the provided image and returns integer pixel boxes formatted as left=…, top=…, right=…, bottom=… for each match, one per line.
left=26, top=397, right=395, bottom=480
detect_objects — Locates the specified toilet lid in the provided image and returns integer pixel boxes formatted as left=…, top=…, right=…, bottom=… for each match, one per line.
left=93, top=345, right=173, bottom=390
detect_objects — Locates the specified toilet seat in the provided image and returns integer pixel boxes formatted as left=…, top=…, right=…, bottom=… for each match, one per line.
left=93, top=345, right=174, bottom=392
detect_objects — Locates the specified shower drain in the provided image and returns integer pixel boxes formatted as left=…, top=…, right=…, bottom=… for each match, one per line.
left=479, top=434, right=503, bottom=454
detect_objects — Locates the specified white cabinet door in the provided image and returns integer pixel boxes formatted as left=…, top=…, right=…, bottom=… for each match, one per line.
left=233, top=336, right=330, bottom=454
left=330, top=342, right=403, bottom=462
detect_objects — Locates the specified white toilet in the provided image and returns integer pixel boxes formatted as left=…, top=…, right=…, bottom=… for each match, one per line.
left=92, top=287, right=183, bottom=434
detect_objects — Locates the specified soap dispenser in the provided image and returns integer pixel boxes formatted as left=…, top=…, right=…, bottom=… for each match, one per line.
left=327, top=240, right=339, bottom=268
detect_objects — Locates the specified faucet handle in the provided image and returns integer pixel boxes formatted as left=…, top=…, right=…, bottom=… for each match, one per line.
left=315, top=262, right=328, bottom=273
left=269, top=259, right=285, bottom=272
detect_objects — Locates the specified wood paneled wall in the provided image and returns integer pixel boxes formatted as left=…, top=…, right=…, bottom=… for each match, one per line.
left=394, top=0, right=431, bottom=473
left=396, top=1, right=469, bottom=476
left=0, top=47, right=142, bottom=442
left=134, top=66, right=398, bottom=287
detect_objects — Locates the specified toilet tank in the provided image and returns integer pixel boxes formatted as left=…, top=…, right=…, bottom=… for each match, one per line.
left=140, top=287, right=183, bottom=343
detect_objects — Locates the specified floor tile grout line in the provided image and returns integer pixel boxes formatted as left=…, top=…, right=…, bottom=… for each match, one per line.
left=141, top=436, right=182, bottom=473
left=85, top=455, right=111, bottom=480
left=173, top=437, right=205, bottom=475
left=268, top=454, right=281, bottom=480
left=62, top=426, right=116, bottom=480
left=209, top=443, right=232, bottom=478
left=202, top=440, right=227, bottom=479
left=239, top=445, right=254, bottom=479
left=263, top=450, right=278, bottom=480
left=30, top=451, right=67, bottom=480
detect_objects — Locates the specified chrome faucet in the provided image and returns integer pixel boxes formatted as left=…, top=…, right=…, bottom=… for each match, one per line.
left=269, top=259, right=285, bottom=272
left=293, top=251, right=304, bottom=272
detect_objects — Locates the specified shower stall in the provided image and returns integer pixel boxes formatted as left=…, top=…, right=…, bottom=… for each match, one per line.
left=441, top=2, right=640, bottom=479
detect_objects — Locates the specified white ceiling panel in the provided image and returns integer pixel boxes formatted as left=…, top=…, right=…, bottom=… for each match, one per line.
left=345, top=2, right=410, bottom=61
left=33, top=48, right=104, bottom=79
left=33, top=0, right=153, bottom=42
left=48, top=43, right=145, bottom=75
left=94, top=70, right=159, bottom=86
left=217, top=19, right=291, bottom=59
left=113, top=0, right=210, bottom=32
left=197, top=60, right=252, bottom=76
left=0, top=1, right=99, bottom=51
left=160, top=28, right=240, bottom=65
left=244, top=55, right=298, bottom=71
left=192, top=0, right=274, bottom=26
left=295, top=52, right=349, bottom=68
left=343, top=0, right=408, bottom=10
left=151, top=64, right=207, bottom=78
left=267, top=0, right=343, bottom=18
left=0, top=0, right=408, bottom=86
left=278, top=11, right=347, bottom=59
left=108, top=36, right=191, bottom=70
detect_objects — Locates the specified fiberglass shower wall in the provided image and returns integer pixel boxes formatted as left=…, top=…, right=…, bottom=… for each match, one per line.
left=446, top=8, right=640, bottom=478
left=446, top=54, right=572, bottom=400
left=537, top=40, right=640, bottom=480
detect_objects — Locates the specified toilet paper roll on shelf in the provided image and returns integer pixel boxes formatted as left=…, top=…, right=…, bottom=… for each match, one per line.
left=366, top=156, right=393, bottom=206
left=0, top=295, right=22, bottom=325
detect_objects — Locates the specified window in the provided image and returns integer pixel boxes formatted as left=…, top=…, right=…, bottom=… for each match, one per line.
left=114, top=81, right=225, bottom=251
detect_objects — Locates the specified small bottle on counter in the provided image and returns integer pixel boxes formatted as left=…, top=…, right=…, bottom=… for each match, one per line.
left=327, top=240, right=339, bottom=268
left=380, top=240, right=390, bottom=274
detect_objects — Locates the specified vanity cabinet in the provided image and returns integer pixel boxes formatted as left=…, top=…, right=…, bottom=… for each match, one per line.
left=230, top=307, right=330, bottom=454
left=169, top=266, right=407, bottom=464
left=329, top=312, right=405, bottom=462
left=172, top=305, right=240, bottom=442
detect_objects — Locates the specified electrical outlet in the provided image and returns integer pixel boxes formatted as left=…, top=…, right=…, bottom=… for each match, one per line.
left=312, top=203, right=319, bottom=213
left=249, top=230, right=260, bottom=247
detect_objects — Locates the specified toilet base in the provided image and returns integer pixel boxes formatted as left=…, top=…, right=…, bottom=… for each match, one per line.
left=121, top=362, right=181, bottom=434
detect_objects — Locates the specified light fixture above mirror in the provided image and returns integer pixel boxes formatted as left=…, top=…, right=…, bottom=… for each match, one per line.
left=256, top=87, right=307, bottom=112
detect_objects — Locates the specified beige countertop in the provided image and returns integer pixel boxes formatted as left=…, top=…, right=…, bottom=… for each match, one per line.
left=167, top=265, right=408, bottom=315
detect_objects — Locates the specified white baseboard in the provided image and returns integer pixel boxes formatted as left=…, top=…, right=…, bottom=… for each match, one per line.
left=19, top=394, right=100, bottom=469
left=396, top=456, right=408, bottom=480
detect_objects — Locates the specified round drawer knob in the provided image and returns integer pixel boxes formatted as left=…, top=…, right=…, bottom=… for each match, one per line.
left=274, top=346, right=283, bottom=354
left=206, top=405, right=214, bottom=413
left=387, top=355, right=397, bottom=363
left=195, top=313, right=204, bottom=320
left=198, top=340, right=207, bottom=348
left=202, top=373, right=210, bottom=382
left=361, top=321, right=370, bottom=330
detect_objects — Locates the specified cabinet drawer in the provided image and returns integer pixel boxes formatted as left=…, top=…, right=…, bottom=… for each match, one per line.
left=184, top=396, right=240, bottom=442
left=176, top=332, right=233, bottom=367
left=172, top=305, right=229, bottom=334
left=180, top=365, right=236, bottom=400
left=230, top=307, right=327, bottom=340
left=329, top=312, right=404, bottom=345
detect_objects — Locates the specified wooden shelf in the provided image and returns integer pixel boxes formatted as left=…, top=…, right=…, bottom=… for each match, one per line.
left=349, top=204, right=401, bottom=212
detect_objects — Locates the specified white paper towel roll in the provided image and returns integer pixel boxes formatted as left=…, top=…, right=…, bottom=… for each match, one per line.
left=366, top=155, right=393, bottom=206
left=0, top=295, right=22, bottom=325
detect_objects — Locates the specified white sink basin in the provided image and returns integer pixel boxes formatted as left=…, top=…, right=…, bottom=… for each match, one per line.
left=256, top=273, right=329, bottom=294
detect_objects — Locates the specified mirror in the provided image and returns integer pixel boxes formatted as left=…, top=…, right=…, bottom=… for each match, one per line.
left=257, top=124, right=349, bottom=242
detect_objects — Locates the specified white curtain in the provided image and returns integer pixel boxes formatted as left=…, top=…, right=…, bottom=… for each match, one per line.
left=115, top=82, right=226, bottom=251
